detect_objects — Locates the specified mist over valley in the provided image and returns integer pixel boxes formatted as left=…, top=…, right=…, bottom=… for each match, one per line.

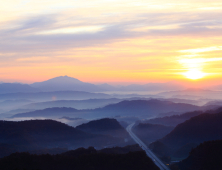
left=1, top=76, right=222, bottom=170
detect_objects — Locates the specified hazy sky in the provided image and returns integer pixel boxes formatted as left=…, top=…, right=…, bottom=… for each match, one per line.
left=1, top=0, right=222, bottom=85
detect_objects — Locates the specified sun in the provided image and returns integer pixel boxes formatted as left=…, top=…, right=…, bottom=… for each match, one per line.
left=183, top=69, right=206, bottom=80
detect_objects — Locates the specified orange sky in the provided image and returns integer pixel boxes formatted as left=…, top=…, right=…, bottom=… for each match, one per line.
left=1, top=0, right=222, bottom=86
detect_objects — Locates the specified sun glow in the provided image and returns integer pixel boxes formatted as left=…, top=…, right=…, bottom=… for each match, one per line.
left=183, top=69, right=206, bottom=80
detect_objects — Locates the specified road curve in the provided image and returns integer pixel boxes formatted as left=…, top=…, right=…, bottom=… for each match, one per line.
left=126, top=123, right=170, bottom=170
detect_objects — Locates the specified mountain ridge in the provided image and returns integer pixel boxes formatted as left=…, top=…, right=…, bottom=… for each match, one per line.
left=0, top=119, right=123, bottom=157
left=10, top=99, right=203, bottom=119
left=31, top=76, right=103, bottom=92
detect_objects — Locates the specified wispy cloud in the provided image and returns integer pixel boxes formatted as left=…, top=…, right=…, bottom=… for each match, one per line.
left=179, top=46, right=222, bottom=53
left=0, top=0, right=222, bottom=83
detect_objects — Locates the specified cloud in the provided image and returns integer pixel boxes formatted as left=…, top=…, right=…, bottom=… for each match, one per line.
left=179, top=46, right=222, bottom=53
left=1, top=12, right=222, bottom=54
left=17, top=57, right=49, bottom=62
left=0, top=10, right=222, bottom=70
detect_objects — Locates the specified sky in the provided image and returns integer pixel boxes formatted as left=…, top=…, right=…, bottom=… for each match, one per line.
left=1, top=0, right=222, bottom=86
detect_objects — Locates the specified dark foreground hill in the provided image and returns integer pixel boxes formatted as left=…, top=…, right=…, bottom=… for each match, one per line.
left=0, top=120, right=121, bottom=157
left=0, top=147, right=160, bottom=170
left=161, top=112, right=222, bottom=149
left=171, top=140, right=222, bottom=170
left=76, top=118, right=134, bottom=146
left=76, top=118, right=129, bottom=138
left=132, top=123, right=174, bottom=145
left=150, top=112, right=222, bottom=160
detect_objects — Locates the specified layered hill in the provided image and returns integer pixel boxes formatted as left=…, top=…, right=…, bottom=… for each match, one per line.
left=0, top=91, right=110, bottom=102
left=171, top=140, right=222, bottom=170
left=21, top=98, right=123, bottom=110
left=0, top=147, right=159, bottom=170
left=0, top=119, right=120, bottom=157
left=11, top=107, right=80, bottom=118
left=76, top=118, right=130, bottom=139
left=161, top=112, right=222, bottom=149
left=0, top=83, right=40, bottom=94
left=205, top=100, right=222, bottom=106
left=117, top=82, right=183, bottom=92
left=0, top=99, right=33, bottom=111
left=158, top=88, right=222, bottom=100
left=132, top=123, right=174, bottom=144
left=150, top=111, right=222, bottom=159
left=144, top=107, right=222, bottom=127
left=88, top=99, right=201, bottom=118
left=144, top=111, right=203, bottom=127
left=11, top=99, right=203, bottom=119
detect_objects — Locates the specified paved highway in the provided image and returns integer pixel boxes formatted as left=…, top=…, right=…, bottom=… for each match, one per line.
left=126, top=123, right=170, bottom=170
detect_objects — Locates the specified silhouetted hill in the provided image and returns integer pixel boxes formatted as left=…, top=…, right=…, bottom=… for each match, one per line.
left=0, top=99, right=33, bottom=110
left=21, top=98, right=123, bottom=110
left=97, top=82, right=184, bottom=92
left=0, top=120, right=121, bottom=157
left=158, top=88, right=222, bottom=99
left=144, top=111, right=203, bottom=126
left=118, top=120, right=129, bottom=128
left=63, top=144, right=142, bottom=156
left=210, top=107, right=222, bottom=113
left=76, top=118, right=134, bottom=147
left=144, top=107, right=222, bottom=127
left=149, top=141, right=171, bottom=163
left=97, top=83, right=118, bottom=91
left=171, top=140, right=222, bottom=170
left=11, top=107, right=80, bottom=118
left=0, top=91, right=111, bottom=102
left=204, top=100, right=222, bottom=106
left=115, top=116, right=140, bottom=124
left=118, top=82, right=183, bottom=92
left=76, top=118, right=130, bottom=139
left=29, top=148, right=68, bottom=155
left=172, top=143, right=198, bottom=159
left=98, top=144, right=142, bottom=154
left=58, top=117, right=89, bottom=127
left=90, top=99, right=201, bottom=118
left=0, top=83, right=40, bottom=94
left=0, top=147, right=160, bottom=170
left=30, top=76, right=184, bottom=92
left=158, top=98, right=202, bottom=106
left=150, top=111, right=222, bottom=160
left=161, top=112, right=222, bottom=149
left=11, top=99, right=203, bottom=119
left=0, top=109, right=35, bottom=119
left=31, top=76, right=103, bottom=92
left=132, top=123, right=174, bottom=144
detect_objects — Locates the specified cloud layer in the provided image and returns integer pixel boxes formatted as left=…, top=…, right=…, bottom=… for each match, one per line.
left=0, top=0, right=222, bottom=84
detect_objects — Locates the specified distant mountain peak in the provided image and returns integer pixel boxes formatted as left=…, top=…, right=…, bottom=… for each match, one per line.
left=46, top=76, right=82, bottom=83
left=30, top=76, right=104, bottom=92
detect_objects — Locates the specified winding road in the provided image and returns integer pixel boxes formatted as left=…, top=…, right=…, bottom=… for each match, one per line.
left=126, top=123, right=170, bottom=170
